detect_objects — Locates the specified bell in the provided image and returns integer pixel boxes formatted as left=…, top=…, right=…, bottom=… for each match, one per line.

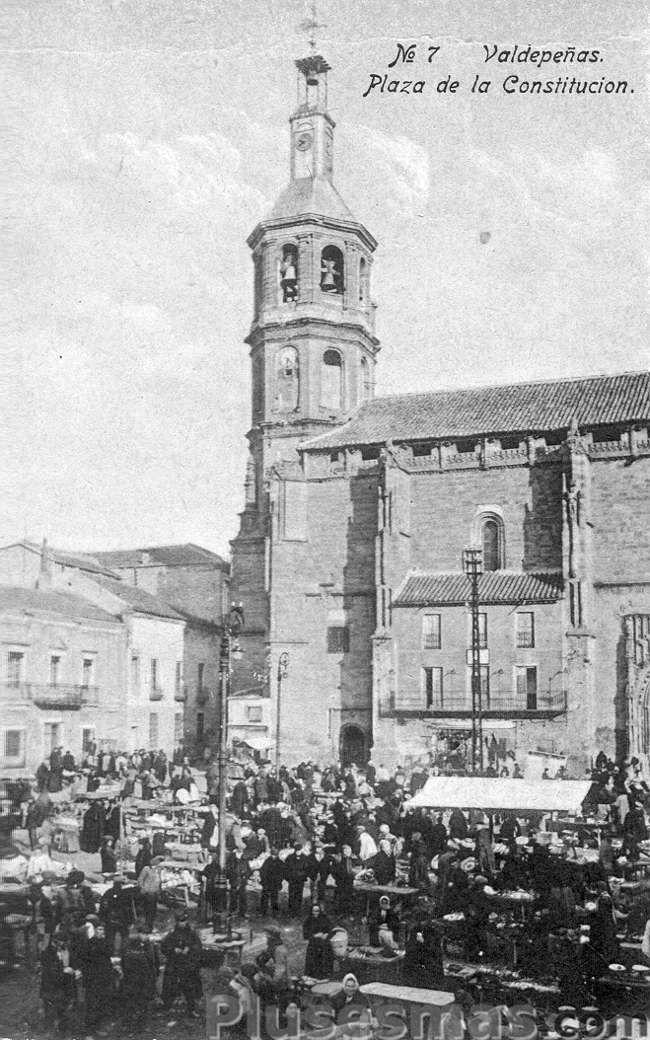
left=307, top=71, right=319, bottom=86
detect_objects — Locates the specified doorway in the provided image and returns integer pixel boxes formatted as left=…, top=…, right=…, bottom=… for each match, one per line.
left=339, top=724, right=368, bottom=767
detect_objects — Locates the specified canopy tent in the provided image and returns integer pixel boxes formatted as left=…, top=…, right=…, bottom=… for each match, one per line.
left=406, top=776, right=592, bottom=814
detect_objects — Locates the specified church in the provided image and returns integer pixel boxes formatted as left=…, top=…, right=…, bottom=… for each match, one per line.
left=230, top=53, right=650, bottom=776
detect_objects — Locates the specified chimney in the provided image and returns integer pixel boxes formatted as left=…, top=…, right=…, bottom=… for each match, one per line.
left=36, top=537, right=54, bottom=590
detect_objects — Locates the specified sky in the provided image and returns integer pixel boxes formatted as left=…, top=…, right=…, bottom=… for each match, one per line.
left=4, top=0, right=648, bottom=558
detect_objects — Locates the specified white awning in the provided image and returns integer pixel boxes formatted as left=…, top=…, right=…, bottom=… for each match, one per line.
left=406, top=776, right=592, bottom=814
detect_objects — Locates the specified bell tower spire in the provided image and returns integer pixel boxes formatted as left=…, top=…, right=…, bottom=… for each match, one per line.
left=290, top=55, right=334, bottom=182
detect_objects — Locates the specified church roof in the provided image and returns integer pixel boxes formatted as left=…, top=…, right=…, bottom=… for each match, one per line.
left=394, top=571, right=564, bottom=607
left=266, top=176, right=356, bottom=223
left=302, top=370, right=650, bottom=450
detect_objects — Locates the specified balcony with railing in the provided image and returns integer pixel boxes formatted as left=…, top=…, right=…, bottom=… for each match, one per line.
left=379, top=687, right=567, bottom=720
left=149, top=686, right=164, bottom=702
left=174, top=685, right=187, bottom=703
left=1, top=682, right=99, bottom=710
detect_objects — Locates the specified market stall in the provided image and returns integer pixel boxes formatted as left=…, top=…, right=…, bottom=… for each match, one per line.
left=407, top=776, right=593, bottom=814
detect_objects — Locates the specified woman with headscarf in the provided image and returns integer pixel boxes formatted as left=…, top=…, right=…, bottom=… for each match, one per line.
left=302, top=903, right=334, bottom=978
left=372, top=839, right=396, bottom=885
left=331, top=973, right=370, bottom=1025
left=356, top=826, right=378, bottom=863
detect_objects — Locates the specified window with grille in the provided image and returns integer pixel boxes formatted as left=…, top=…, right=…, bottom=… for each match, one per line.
left=423, top=667, right=444, bottom=709
left=131, top=656, right=140, bottom=690
left=327, top=626, right=350, bottom=653
left=3, top=729, right=25, bottom=765
left=7, top=651, right=24, bottom=686
left=175, top=661, right=182, bottom=695
left=174, top=713, right=184, bottom=743
left=150, top=658, right=159, bottom=692
left=149, top=713, right=159, bottom=747
left=198, top=662, right=205, bottom=693
left=516, top=612, right=535, bottom=648
left=422, top=614, right=441, bottom=650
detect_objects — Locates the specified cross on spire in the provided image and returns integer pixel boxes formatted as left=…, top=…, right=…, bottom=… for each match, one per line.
left=299, top=0, right=326, bottom=54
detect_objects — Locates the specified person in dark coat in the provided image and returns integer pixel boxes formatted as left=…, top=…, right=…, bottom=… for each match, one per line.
left=201, top=851, right=222, bottom=920
left=80, top=918, right=114, bottom=1034
left=135, top=836, right=152, bottom=878
left=332, top=845, right=355, bottom=915
left=428, top=814, right=448, bottom=857
left=403, top=915, right=444, bottom=988
left=121, top=928, right=158, bottom=1031
left=99, top=875, right=135, bottom=954
left=448, top=808, right=468, bottom=840
left=100, top=835, right=117, bottom=874
left=260, top=848, right=285, bottom=916
left=81, top=801, right=104, bottom=853
left=226, top=848, right=251, bottom=917
left=302, top=903, right=334, bottom=978
left=161, top=910, right=203, bottom=1016
left=372, top=841, right=396, bottom=885
left=283, top=843, right=308, bottom=916
left=40, top=933, right=79, bottom=1034
left=230, top=779, right=249, bottom=817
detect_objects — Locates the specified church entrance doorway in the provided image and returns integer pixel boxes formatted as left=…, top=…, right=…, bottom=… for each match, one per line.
left=339, top=725, right=368, bottom=767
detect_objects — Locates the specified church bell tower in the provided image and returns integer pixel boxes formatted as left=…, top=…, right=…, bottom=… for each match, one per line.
left=231, top=53, right=379, bottom=707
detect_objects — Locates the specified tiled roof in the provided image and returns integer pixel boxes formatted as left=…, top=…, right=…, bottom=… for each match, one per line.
left=303, top=370, right=650, bottom=450
left=93, top=544, right=228, bottom=569
left=92, top=577, right=185, bottom=620
left=393, top=571, right=564, bottom=607
left=0, top=585, right=119, bottom=623
left=266, top=176, right=355, bottom=223
left=20, top=542, right=119, bottom=578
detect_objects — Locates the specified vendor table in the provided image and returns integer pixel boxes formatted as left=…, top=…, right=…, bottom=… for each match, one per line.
left=360, top=982, right=454, bottom=1007
left=353, top=882, right=419, bottom=920
left=341, top=946, right=404, bottom=986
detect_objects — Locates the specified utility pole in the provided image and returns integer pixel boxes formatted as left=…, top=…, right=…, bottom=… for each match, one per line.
left=275, top=652, right=289, bottom=780
left=215, top=602, right=244, bottom=929
left=463, top=548, right=484, bottom=773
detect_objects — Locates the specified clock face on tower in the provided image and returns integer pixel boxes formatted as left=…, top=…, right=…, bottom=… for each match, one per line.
left=296, top=132, right=313, bottom=151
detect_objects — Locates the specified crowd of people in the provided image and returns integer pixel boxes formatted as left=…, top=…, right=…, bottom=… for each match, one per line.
left=1, top=744, right=650, bottom=1036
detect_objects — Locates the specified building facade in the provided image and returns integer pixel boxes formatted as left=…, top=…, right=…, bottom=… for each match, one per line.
left=91, top=545, right=230, bottom=753
left=0, top=542, right=185, bottom=771
left=230, top=53, right=650, bottom=775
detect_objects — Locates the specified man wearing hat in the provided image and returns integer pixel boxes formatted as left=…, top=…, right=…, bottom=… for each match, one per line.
left=283, top=842, right=308, bottom=917
left=55, top=869, right=95, bottom=929
left=260, top=847, right=285, bottom=917
left=161, top=909, right=203, bottom=1018
left=137, top=854, right=165, bottom=932
left=99, top=874, right=135, bottom=954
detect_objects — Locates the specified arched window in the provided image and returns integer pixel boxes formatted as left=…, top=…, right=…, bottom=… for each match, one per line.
left=321, top=349, right=343, bottom=410
left=359, top=257, right=369, bottom=303
left=320, top=245, right=344, bottom=295
left=481, top=516, right=505, bottom=571
left=274, top=346, right=299, bottom=412
left=360, top=356, right=371, bottom=403
left=279, top=244, right=298, bottom=303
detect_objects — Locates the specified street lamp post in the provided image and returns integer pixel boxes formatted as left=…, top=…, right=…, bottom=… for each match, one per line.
left=275, top=651, right=289, bottom=780
left=214, top=602, right=244, bottom=929
left=463, top=547, right=484, bottom=774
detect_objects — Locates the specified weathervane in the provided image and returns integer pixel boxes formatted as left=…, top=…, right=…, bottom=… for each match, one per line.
left=299, top=0, right=326, bottom=54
